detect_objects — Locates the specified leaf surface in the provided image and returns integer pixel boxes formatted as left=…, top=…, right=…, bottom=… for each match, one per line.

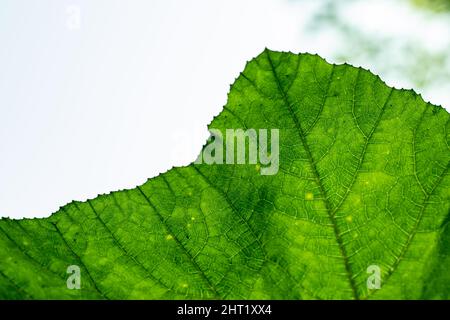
left=0, top=50, right=449, bottom=299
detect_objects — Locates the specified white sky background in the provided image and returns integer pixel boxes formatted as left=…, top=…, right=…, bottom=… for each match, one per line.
left=0, top=0, right=449, bottom=218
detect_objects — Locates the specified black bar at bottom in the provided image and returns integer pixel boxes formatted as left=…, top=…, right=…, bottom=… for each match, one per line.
left=0, top=299, right=446, bottom=318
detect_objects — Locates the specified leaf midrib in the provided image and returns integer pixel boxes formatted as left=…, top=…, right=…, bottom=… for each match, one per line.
left=264, top=49, right=359, bottom=299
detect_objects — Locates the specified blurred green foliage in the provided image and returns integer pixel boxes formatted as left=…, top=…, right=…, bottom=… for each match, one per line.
left=411, top=0, right=450, bottom=12
left=292, top=0, right=450, bottom=107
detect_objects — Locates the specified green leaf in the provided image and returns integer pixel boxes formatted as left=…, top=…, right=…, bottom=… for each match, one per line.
left=0, top=49, right=449, bottom=300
